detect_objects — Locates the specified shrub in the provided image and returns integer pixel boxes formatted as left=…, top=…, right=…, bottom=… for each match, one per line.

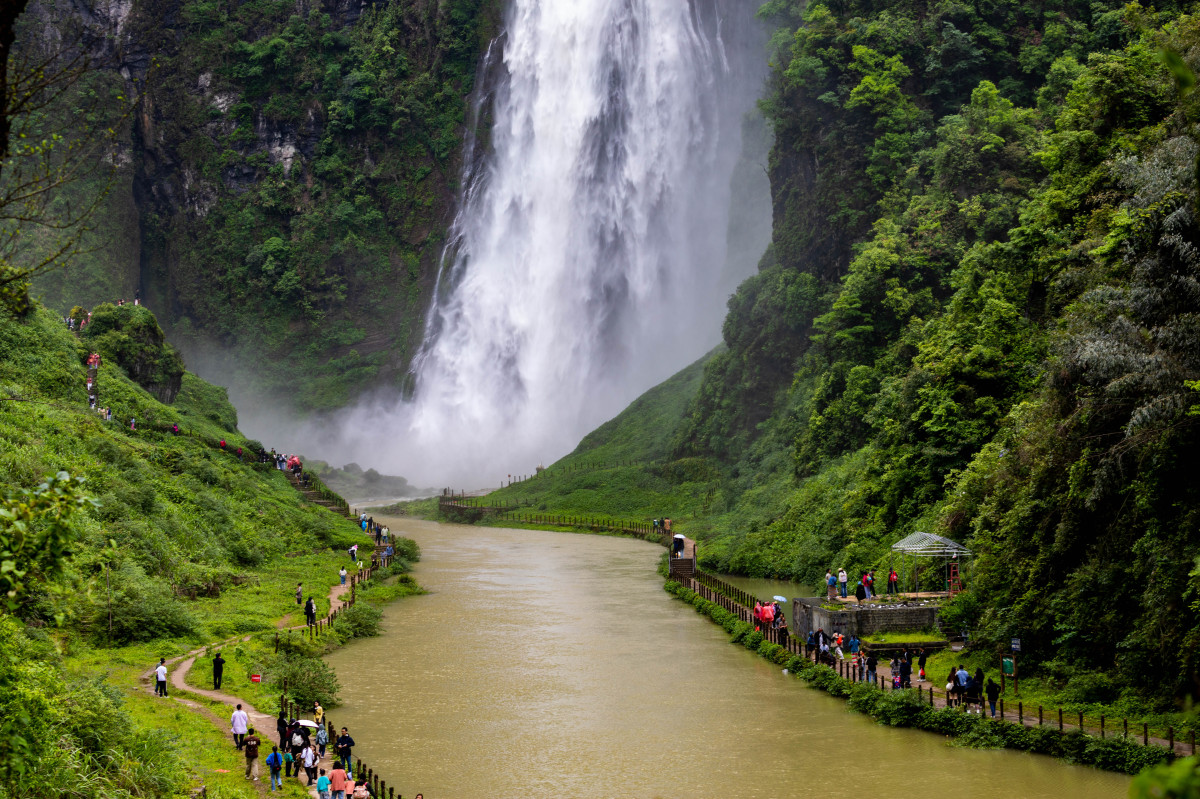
left=264, top=655, right=340, bottom=708
left=848, top=682, right=882, bottom=715
left=333, top=603, right=382, bottom=641
left=873, top=689, right=927, bottom=727
left=94, top=566, right=198, bottom=644
left=742, top=630, right=764, bottom=650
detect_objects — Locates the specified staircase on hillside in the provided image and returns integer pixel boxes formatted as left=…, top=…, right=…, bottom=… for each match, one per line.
left=284, top=470, right=355, bottom=519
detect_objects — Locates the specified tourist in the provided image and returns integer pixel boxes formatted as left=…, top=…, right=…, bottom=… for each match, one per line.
left=866, top=570, right=876, bottom=598
left=946, top=667, right=958, bottom=706
left=265, top=745, right=284, bottom=791
left=866, top=653, right=878, bottom=684
left=352, top=778, right=372, bottom=797
left=316, top=724, right=329, bottom=759
left=130, top=417, right=136, bottom=431
left=276, top=710, right=289, bottom=749
left=848, top=634, right=860, bottom=656
left=316, top=768, right=331, bottom=799
left=955, top=664, right=970, bottom=706
left=305, top=596, right=317, bottom=627
left=348, top=544, right=358, bottom=562
left=899, top=657, right=912, bottom=688
left=213, top=652, right=226, bottom=690
left=339, top=566, right=348, bottom=585
left=917, top=648, right=927, bottom=682
left=314, top=700, right=324, bottom=726
left=825, top=569, right=836, bottom=600
left=330, top=762, right=349, bottom=799
left=231, top=703, right=248, bottom=749
left=854, top=580, right=866, bottom=604
left=888, top=568, right=899, bottom=595
left=244, top=727, right=261, bottom=781
left=837, top=568, right=848, bottom=598
left=302, top=740, right=318, bottom=784
left=288, top=725, right=305, bottom=778
left=296, top=582, right=303, bottom=605
left=986, top=678, right=1001, bottom=717
left=154, top=658, right=168, bottom=696
left=336, top=727, right=356, bottom=776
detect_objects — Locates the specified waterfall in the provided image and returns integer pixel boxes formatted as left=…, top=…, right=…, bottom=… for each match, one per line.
left=340, top=0, right=767, bottom=486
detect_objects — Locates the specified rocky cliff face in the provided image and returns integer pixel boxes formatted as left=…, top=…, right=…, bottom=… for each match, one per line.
left=27, top=0, right=501, bottom=411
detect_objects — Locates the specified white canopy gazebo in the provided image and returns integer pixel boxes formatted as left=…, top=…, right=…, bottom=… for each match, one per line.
left=890, top=532, right=971, bottom=594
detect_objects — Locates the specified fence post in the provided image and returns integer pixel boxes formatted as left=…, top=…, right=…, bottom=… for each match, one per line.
left=1124, top=718, right=1128, bottom=739
left=1100, top=716, right=1105, bottom=738
left=1018, top=702, right=1023, bottom=724
left=1038, top=706, right=1043, bottom=726
left=1168, top=728, right=1174, bottom=759
left=1078, top=711, right=1083, bottom=732
left=999, top=699, right=1004, bottom=720
left=1144, top=723, right=1149, bottom=746
left=1058, top=708, right=1063, bottom=732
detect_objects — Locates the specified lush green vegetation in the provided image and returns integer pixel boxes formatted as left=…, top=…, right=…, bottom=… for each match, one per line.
left=0, top=301, right=418, bottom=796
left=490, top=0, right=1200, bottom=717
left=28, top=0, right=502, bottom=410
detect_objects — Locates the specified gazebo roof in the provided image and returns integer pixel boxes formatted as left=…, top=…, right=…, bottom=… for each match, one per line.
left=891, top=531, right=971, bottom=558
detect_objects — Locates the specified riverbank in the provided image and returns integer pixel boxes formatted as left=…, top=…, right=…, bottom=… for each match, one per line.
left=321, top=518, right=1131, bottom=798
left=663, top=579, right=1178, bottom=775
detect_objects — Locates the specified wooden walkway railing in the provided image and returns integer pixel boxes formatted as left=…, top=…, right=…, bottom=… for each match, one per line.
left=670, top=574, right=1196, bottom=759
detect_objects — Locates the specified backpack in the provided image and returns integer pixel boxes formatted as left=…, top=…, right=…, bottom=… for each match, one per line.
left=266, top=751, right=282, bottom=770
left=291, top=732, right=303, bottom=747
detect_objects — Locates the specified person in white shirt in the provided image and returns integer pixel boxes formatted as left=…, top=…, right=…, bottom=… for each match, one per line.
left=154, top=658, right=168, bottom=696
left=301, top=742, right=318, bottom=784
left=231, top=703, right=250, bottom=749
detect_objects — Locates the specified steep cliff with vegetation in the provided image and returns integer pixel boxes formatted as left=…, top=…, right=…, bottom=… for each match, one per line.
left=25, top=0, right=500, bottom=410
left=486, top=4, right=1200, bottom=708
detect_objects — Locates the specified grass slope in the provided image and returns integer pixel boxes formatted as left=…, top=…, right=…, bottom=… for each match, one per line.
left=0, top=303, right=398, bottom=798
left=476, top=351, right=717, bottom=522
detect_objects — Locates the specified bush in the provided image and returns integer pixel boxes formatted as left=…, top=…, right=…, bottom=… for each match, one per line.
left=873, top=689, right=927, bottom=727
left=333, top=603, right=382, bottom=641
left=94, top=565, right=198, bottom=644
left=1059, top=672, right=1120, bottom=704
left=1129, top=752, right=1200, bottom=795
left=263, top=655, right=340, bottom=709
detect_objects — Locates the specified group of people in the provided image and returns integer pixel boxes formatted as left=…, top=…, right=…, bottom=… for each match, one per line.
left=752, top=600, right=788, bottom=632
left=948, top=664, right=1003, bottom=715
left=825, top=567, right=903, bottom=602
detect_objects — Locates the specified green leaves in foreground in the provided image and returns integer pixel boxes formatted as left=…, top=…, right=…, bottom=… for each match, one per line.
left=0, top=471, right=96, bottom=610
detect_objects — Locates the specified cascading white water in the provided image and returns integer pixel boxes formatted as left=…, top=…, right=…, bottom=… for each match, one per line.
left=382, top=0, right=768, bottom=484
left=279, top=0, right=769, bottom=486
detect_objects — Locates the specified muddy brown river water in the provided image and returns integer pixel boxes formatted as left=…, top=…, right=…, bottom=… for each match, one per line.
left=324, top=519, right=1129, bottom=798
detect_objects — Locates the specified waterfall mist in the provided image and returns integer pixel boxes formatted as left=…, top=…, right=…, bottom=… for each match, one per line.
left=285, top=0, right=770, bottom=487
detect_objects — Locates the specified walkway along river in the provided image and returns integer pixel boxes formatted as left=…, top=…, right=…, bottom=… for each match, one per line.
left=325, top=519, right=1130, bottom=799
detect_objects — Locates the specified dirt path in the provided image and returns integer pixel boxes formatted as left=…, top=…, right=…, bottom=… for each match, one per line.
left=138, top=570, right=355, bottom=797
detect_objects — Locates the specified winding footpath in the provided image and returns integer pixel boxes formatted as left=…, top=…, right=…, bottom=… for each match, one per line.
left=141, top=570, right=353, bottom=797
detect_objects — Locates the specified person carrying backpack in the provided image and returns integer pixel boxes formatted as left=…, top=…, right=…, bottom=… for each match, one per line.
left=265, top=745, right=284, bottom=791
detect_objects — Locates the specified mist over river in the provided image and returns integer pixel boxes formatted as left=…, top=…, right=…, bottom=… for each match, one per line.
left=325, top=520, right=1129, bottom=798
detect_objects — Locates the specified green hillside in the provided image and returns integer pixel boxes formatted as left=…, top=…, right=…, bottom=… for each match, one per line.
left=0, top=302, right=396, bottom=797
left=479, top=352, right=715, bottom=521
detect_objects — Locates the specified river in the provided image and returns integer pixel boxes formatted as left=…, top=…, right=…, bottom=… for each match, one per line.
left=324, top=519, right=1129, bottom=798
